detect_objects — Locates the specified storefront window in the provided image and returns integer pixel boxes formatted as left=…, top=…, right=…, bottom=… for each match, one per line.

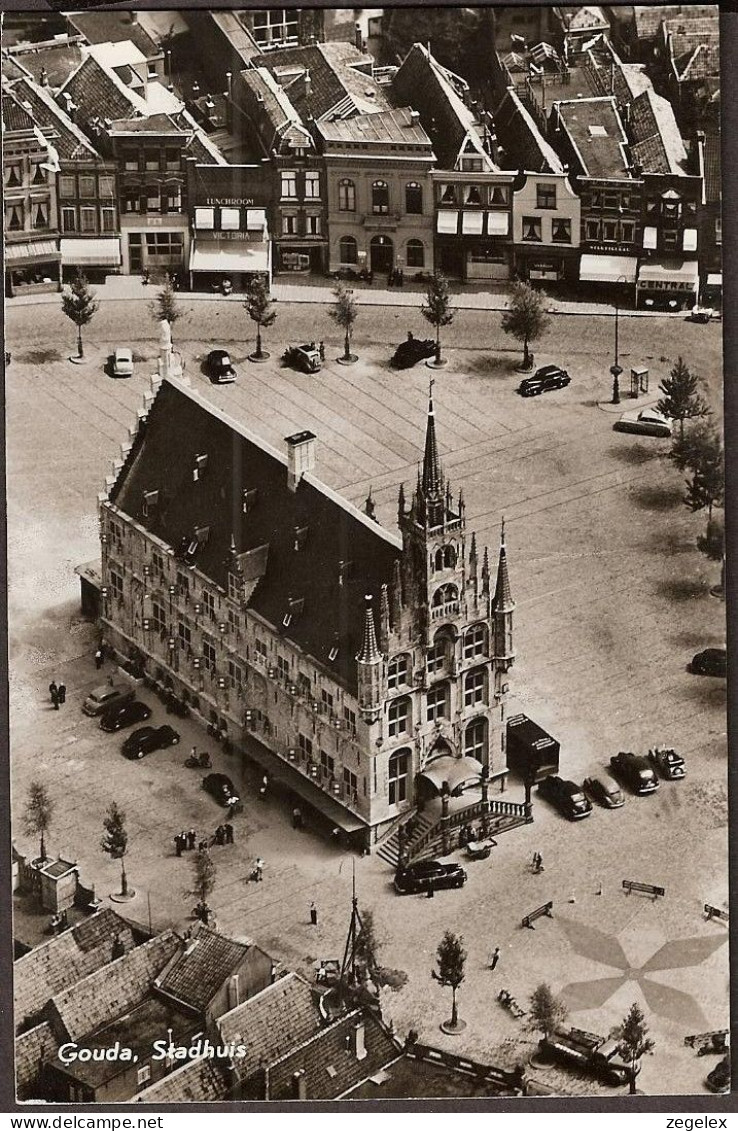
left=195, top=207, right=214, bottom=230
left=220, top=207, right=240, bottom=231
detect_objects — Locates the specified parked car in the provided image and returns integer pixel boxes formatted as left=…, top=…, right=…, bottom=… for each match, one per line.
left=391, top=336, right=436, bottom=369
left=690, top=647, right=727, bottom=677
left=613, top=407, right=672, bottom=437
left=122, top=724, right=180, bottom=760
left=282, top=343, right=322, bottom=373
left=202, top=772, right=239, bottom=807
left=647, top=747, right=686, bottom=780
left=537, top=775, right=593, bottom=820
left=394, top=859, right=467, bottom=895
left=539, top=1028, right=631, bottom=1087
left=706, top=1056, right=730, bottom=1094
left=582, top=772, right=625, bottom=809
left=112, top=347, right=134, bottom=378
left=82, top=683, right=135, bottom=717
left=690, top=306, right=717, bottom=324
left=518, top=365, right=570, bottom=397
left=207, top=349, right=237, bottom=384
left=609, top=752, right=659, bottom=795
left=100, top=699, right=152, bottom=733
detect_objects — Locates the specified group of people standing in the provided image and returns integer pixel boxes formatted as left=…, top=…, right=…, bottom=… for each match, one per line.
left=174, top=825, right=234, bottom=856
left=48, top=680, right=67, bottom=709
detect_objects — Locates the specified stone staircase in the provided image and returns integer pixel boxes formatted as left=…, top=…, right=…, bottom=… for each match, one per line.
left=376, top=811, right=434, bottom=868
left=406, top=798, right=532, bottom=865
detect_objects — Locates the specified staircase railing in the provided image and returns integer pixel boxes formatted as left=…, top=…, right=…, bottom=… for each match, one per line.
left=405, top=797, right=531, bottom=863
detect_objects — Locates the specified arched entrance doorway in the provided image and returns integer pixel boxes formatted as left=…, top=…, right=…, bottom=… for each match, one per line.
left=370, top=234, right=393, bottom=274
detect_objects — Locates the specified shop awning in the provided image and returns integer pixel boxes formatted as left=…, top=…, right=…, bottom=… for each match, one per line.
left=643, top=226, right=657, bottom=250
left=5, top=238, right=60, bottom=264
left=461, top=210, right=484, bottom=235
left=682, top=228, right=698, bottom=252
left=637, top=258, right=699, bottom=291
left=418, top=755, right=484, bottom=795
left=579, top=254, right=638, bottom=283
left=437, top=210, right=458, bottom=235
left=189, top=239, right=269, bottom=273
left=60, top=238, right=121, bottom=267
left=487, top=211, right=509, bottom=236
left=707, top=272, right=722, bottom=288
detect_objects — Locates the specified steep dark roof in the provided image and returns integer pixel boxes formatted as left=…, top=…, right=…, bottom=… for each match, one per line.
left=134, top=1055, right=230, bottom=1103
left=110, top=380, right=400, bottom=694
left=254, top=41, right=390, bottom=120
left=266, top=1010, right=400, bottom=1099
left=703, top=131, right=721, bottom=203
left=60, top=54, right=141, bottom=126
left=2, top=91, right=35, bottom=132
left=632, top=4, right=715, bottom=40
left=3, top=43, right=85, bottom=89
left=629, top=87, right=686, bottom=174
left=217, top=973, right=322, bottom=1079
left=67, top=11, right=161, bottom=58
left=14, top=909, right=137, bottom=1031
left=9, top=76, right=99, bottom=159
left=155, top=928, right=253, bottom=1013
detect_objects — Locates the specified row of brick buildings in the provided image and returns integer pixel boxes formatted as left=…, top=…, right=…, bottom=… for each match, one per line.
left=3, top=6, right=721, bottom=306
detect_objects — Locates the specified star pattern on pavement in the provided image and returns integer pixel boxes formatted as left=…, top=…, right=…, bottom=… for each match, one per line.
left=556, top=918, right=726, bottom=1030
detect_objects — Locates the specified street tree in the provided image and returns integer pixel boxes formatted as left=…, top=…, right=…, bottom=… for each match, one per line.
left=421, top=271, right=454, bottom=365
left=669, top=419, right=715, bottom=473
left=329, top=282, right=359, bottom=362
left=528, top=983, right=568, bottom=1041
left=24, top=781, right=54, bottom=862
left=656, top=357, right=710, bottom=439
left=501, top=281, right=550, bottom=370
left=193, top=846, right=216, bottom=905
left=682, top=425, right=724, bottom=528
left=101, top=802, right=131, bottom=897
left=615, top=1001, right=655, bottom=1094
left=151, top=274, right=181, bottom=337
left=61, top=270, right=99, bottom=359
left=431, top=930, right=467, bottom=1031
left=244, top=274, right=277, bottom=360
left=356, top=907, right=381, bottom=979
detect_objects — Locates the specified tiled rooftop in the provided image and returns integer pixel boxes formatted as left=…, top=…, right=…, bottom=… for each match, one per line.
left=109, top=379, right=401, bottom=696
left=317, top=106, right=431, bottom=147
left=67, top=12, right=161, bottom=59
left=8, top=75, right=99, bottom=159
left=14, top=909, right=137, bottom=1031
left=629, top=87, right=687, bottom=174
left=134, top=1054, right=230, bottom=1103
left=254, top=41, right=391, bottom=121
left=3, top=41, right=85, bottom=89
left=217, top=972, right=322, bottom=1080
left=2, top=90, right=36, bottom=132
left=632, top=4, right=716, bottom=40
left=155, top=928, right=253, bottom=1014
left=555, top=97, right=630, bottom=178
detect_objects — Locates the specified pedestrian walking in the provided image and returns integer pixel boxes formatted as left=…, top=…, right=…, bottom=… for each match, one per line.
left=57, top=682, right=66, bottom=705
left=51, top=688, right=60, bottom=710
left=254, top=857, right=264, bottom=882
left=187, top=829, right=196, bottom=851
left=175, top=833, right=183, bottom=857
left=489, top=947, right=500, bottom=972
left=180, top=829, right=188, bottom=851
left=331, top=826, right=341, bottom=846
left=292, top=806, right=303, bottom=830
left=224, top=822, right=234, bottom=845
left=49, top=680, right=58, bottom=703
left=319, top=340, right=325, bottom=362
left=94, top=648, right=104, bottom=670
left=310, top=901, right=318, bottom=925
left=190, top=746, right=197, bottom=761
left=427, top=881, right=435, bottom=899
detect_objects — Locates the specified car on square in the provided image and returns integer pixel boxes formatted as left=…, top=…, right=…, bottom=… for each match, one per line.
left=122, top=725, right=180, bottom=760
left=518, top=365, right=570, bottom=397
left=609, top=752, right=659, bottom=795
left=100, top=699, right=152, bottom=733
left=394, top=860, right=467, bottom=894
left=537, top=775, right=593, bottom=820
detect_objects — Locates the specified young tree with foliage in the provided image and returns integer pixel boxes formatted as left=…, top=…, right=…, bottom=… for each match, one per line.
left=244, top=274, right=277, bottom=360
left=330, top=281, right=359, bottom=362
left=151, top=274, right=181, bottom=336
left=355, top=907, right=381, bottom=979
left=501, top=281, right=550, bottom=370
left=528, top=982, right=568, bottom=1041
left=101, top=802, right=130, bottom=897
left=61, top=270, right=99, bottom=359
left=682, top=425, right=724, bottom=528
left=615, top=1001, right=655, bottom=1094
left=421, top=271, right=454, bottom=365
left=431, top=930, right=467, bottom=1030
left=24, top=781, right=54, bottom=862
left=656, top=357, right=710, bottom=440
left=193, top=846, right=217, bottom=905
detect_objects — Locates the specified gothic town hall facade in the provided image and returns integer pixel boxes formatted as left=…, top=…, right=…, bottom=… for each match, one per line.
left=98, top=375, right=515, bottom=848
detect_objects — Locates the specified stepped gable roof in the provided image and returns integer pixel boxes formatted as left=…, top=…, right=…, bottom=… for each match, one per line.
left=155, top=928, right=255, bottom=1013
left=392, top=44, right=497, bottom=171
left=109, top=379, right=400, bottom=695
left=14, top=909, right=137, bottom=1031
left=217, top=972, right=322, bottom=1078
left=317, top=106, right=431, bottom=146
left=266, top=1009, right=400, bottom=1099
left=48, top=930, right=179, bottom=1042
left=629, top=86, right=687, bottom=173
left=8, top=75, right=99, bottom=159
left=67, top=11, right=161, bottom=59
left=254, top=41, right=390, bottom=120
left=134, top=1055, right=230, bottom=1103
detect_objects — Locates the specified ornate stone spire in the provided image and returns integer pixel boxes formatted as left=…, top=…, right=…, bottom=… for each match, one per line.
left=379, top=583, right=390, bottom=652
left=357, top=594, right=381, bottom=663
left=493, top=519, right=514, bottom=612
left=481, top=546, right=490, bottom=596
left=421, top=380, right=442, bottom=497
left=397, top=481, right=405, bottom=521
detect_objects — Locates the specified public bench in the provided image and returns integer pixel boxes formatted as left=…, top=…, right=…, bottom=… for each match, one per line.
left=622, top=880, right=665, bottom=900
left=704, top=903, right=728, bottom=922
left=684, top=1030, right=729, bottom=1055
left=522, top=901, right=553, bottom=929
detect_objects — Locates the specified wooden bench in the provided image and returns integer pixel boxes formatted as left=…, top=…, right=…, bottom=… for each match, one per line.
left=704, top=903, right=729, bottom=922
left=622, top=880, right=665, bottom=900
left=684, top=1030, right=729, bottom=1054
left=522, top=901, right=553, bottom=929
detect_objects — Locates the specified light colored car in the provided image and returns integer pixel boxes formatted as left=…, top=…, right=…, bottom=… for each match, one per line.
left=112, top=347, right=134, bottom=378
left=82, top=683, right=135, bottom=717
left=583, top=772, right=625, bottom=809
left=613, top=407, right=672, bottom=437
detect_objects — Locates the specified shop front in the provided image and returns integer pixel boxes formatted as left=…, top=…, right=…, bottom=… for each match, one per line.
left=119, top=215, right=189, bottom=278
left=636, top=258, right=699, bottom=311
left=578, top=252, right=638, bottom=299
left=189, top=208, right=271, bottom=291
left=514, top=245, right=579, bottom=284
left=5, top=238, right=61, bottom=297
left=60, top=238, right=122, bottom=283
left=435, top=210, right=512, bottom=281
left=702, top=271, right=722, bottom=309
left=275, top=243, right=325, bottom=274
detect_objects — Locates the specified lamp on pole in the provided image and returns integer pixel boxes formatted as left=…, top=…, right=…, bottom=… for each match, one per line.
left=610, top=274, right=627, bottom=404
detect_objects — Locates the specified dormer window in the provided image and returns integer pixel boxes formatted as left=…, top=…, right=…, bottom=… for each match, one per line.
left=193, top=454, right=208, bottom=482
left=195, top=525, right=210, bottom=545
left=243, top=488, right=258, bottom=514
left=142, top=489, right=159, bottom=518
left=329, top=643, right=339, bottom=662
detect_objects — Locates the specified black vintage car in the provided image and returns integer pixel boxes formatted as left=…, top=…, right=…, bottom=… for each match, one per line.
left=647, top=747, right=686, bottom=780
left=282, top=343, right=322, bottom=373
left=202, top=772, right=239, bottom=807
left=122, top=724, right=180, bottom=760
left=609, top=752, right=659, bottom=795
left=100, top=699, right=152, bottom=733
left=394, top=859, right=467, bottom=894
left=391, top=337, right=436, bottom=369
left=518, top=364, right=570, bottom=397
left=537, top=775, right=593, bottom=820
left=690, top=648, right=727, bottom=677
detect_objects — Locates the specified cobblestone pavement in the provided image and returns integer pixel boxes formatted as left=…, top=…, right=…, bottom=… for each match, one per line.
left=6, top=298, right=726, bottom=1097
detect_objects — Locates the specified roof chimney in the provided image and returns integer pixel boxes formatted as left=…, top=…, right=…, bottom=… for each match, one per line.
left=409, top=109, right=420, bottom=126
left=227, top=974, right=240, bottom=1011
left=285, top=431, right=316, bottom=492
left=352, top=1019, right=367, bottom=1061
left=354, top=21, right=363, bottom=51
left=40, top=66, right=49, bottom=86
left=292, top=1069, right=307, bottom=1099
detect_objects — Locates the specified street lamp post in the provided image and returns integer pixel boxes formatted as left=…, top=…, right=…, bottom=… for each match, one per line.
left=610, top=275, right=627, bottom=404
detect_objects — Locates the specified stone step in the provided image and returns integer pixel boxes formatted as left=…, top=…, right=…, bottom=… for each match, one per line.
left=376, top=812, right=434, bottom=867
